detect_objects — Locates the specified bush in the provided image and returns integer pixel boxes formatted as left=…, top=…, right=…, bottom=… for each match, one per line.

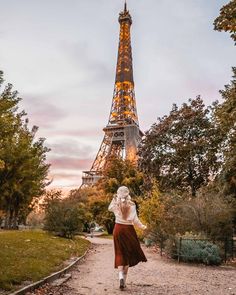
left=44, top=199, right=84, bottom=239
left=165, top=236, right=179, bottom=259
left=179, top=239, right=221, bottom=265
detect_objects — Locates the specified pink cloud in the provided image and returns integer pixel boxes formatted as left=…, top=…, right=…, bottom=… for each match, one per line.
left=49, top=172, right=80, bottom=180
left=20, top=94, right=68, bottom=129
left=43, top=128, right=101, bottom=138
left=49, top=156, right=93, bottom=170
left=47, top=140, right=94, bottom=158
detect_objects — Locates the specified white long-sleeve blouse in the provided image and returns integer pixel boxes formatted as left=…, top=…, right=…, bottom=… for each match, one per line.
left=108, top=197, right=147, bottom=230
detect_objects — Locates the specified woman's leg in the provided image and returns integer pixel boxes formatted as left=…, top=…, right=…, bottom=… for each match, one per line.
left=118, top=266, right=125, bottom=289
left=118, top=266, right=124, bottom=279
left=123, top=265, right=129, bottom=286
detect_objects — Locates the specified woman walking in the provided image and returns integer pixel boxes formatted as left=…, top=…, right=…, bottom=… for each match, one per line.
left=108, top=186, right=147, bottom=290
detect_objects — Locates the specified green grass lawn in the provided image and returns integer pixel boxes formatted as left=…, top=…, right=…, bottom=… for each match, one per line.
left=0, top=230, right=90, bottom=291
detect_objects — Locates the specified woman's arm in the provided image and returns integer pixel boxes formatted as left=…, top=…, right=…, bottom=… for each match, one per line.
left=133, top=206, right=147, bottom=230
left=108, top=195, right=118, bottom=212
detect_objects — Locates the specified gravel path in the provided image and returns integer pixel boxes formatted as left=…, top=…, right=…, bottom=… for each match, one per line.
left=56, top=236, right=236, bottom=295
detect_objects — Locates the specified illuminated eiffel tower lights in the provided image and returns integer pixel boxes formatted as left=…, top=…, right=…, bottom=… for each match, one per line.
left=82, top=2, right=143, bottom=186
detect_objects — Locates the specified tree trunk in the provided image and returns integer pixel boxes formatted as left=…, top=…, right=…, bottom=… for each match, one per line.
left=4, top=212, right=9, bottom=229
left=12, top=208, right=19, bottom=229
left=4, top=208, right=14, bottom=229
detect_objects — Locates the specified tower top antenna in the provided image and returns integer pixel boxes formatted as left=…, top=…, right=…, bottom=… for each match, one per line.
left=124, top=0, right=127, bottom=12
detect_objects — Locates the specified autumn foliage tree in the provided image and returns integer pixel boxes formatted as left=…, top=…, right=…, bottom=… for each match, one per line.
left=178, top=184, right=234, bottom=240
left=138, top=97, right=220, bottom=196
left=0, top=71, right=50, bottom=228
left=139, top=182, right=175, bottom=253
left=99, top=156, right=144, bottom=197
left=70, top=157, right=144, bottom=234
left=69, top=186, right=114, bottom=233
left=139, top=181, right=202, bottom=252
left=214, top=0, right=236, bottom=44
left=214, top=68, right=236, bottom=198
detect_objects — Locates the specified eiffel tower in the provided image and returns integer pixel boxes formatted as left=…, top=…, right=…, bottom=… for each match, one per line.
left=82, top=2, right=143, bottom=186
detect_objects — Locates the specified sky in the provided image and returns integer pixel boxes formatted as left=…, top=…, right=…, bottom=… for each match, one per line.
left=0, top=0, right=235, bottom=192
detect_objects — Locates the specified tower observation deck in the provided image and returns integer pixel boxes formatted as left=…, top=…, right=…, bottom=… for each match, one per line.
left=81, top=2, right=143, bottom=186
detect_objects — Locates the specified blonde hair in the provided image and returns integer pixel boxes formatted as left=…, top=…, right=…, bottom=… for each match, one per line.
left=116, top=186, right=132, bottom=220
left=119, top=201, right=131, bottom=220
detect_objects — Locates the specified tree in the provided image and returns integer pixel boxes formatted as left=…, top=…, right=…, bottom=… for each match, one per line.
left=0, top=160, right=4, bottom=170
left=139, top=182, right=185, bottom=254
left=99, top=156, right=144, bottom=197
left=139, top=183, right=167, bottom=253
left=84, top=157, right=144, bottom=234
left=214, top=68, right=236, bottom=197
left=0, top=125, right=50, bottom=228
left=78, top=186, right=115, bottom=234
left=69, top=186, right=103, bottom=204
left=69, top=158, right=144, bottom=234
left=89, top=199, right=115, bottom=234
left=178, top=184, right=234, bottom=240
left=214, top=0, right=236, bottom=44
left=0, top=71, right=50, bottom=228
left=138, top=97, right=220, bottom=196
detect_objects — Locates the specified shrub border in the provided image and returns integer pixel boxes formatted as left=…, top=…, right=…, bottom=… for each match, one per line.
left=10, top=245, right=91, bottom=295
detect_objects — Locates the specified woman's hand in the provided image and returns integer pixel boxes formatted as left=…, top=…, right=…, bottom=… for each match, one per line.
left=113, top=194, right=118, bottom=201
left=142, top=225, right=147, bottom=231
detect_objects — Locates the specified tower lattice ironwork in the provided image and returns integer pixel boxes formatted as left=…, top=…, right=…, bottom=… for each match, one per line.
left=82, top=2, right=143, bottom=186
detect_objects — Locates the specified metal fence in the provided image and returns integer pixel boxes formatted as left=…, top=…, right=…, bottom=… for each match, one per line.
left=177, top=237, right=236, bottom=263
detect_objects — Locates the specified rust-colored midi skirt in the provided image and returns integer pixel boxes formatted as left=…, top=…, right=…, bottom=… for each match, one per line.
left=113, top=223, right=147, bottom=268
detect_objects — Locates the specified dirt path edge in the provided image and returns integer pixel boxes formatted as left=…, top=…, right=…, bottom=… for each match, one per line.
left=9, top=245, right=92, bottom=295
